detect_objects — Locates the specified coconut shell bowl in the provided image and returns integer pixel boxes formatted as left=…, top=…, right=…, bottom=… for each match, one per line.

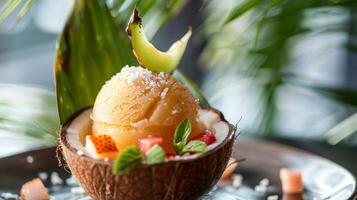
left=60, top=107, right=235, bottom=200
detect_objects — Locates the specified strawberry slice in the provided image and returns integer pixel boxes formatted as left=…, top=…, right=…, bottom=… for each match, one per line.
left=192, top=129, right=216, bottom=145
left=138, top=135, right=163, bottom=154
left=85, top=134, right=119, bottom=160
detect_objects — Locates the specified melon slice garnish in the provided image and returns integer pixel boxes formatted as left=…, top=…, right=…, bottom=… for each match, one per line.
left=126, top=8, right=191, bottom=73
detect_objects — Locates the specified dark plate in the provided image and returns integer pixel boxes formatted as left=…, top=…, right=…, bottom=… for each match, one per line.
left=0, top=140, right=355, bottom=200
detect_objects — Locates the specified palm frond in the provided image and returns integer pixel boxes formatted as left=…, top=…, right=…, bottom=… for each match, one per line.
left=16, top=0, right=33, bottom=19
left=0, top=0, right=34, bottom=23
left=0, top=84, right=59, bottom=145
left=222, top=0, right=261, bottom=25
left=201, top=0, right=357, bottom=143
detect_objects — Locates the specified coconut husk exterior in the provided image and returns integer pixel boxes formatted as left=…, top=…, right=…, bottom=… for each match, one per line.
left=59, top=107, right=235, bottom=200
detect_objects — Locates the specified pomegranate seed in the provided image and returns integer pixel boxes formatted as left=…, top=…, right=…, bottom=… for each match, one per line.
left=192, top=130, right=216, bottom=145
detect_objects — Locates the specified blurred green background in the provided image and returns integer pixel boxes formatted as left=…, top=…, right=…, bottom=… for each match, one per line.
left=0, top=0, right=357, bottom=158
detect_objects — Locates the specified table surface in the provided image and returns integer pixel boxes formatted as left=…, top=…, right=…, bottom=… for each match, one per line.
left=263, top=136, right=357, bottom=178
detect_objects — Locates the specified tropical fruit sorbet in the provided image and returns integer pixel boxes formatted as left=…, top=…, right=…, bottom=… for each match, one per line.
left=91, top=66, right=203, bottom=154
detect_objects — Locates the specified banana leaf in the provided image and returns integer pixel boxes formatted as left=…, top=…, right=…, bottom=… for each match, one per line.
left=55, top=0, right=208, bottom=124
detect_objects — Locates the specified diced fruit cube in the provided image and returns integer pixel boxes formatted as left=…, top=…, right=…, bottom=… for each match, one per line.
left=220, top=161, right=238, bottom=180
left=20, top=178, right=50, bottom=200
left=85, top=134, right=119, bottom=160
left=280, top=168, right=303, bottom=194
left=192, top=130, right=216, bottom=145
left=138, top=135, right=163, bottom=154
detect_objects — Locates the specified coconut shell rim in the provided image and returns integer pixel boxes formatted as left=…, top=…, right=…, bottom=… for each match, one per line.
left=59, top=106, right=235, bottom=169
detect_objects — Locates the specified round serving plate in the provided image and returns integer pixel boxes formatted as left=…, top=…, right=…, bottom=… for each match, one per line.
left=0, top=140, right=355, bottom=200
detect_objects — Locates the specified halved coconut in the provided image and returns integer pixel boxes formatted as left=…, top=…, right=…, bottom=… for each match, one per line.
left=59, top=107, right=235, bottom=200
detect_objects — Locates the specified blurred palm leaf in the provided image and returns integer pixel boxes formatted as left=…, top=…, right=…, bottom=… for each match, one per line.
left=222, top=0, right=261, bottom=25
left=325, top=112, right=357, bottom=145
left=0, top=0, right=34, bottom=23
left=201, top=0, right=357, bottom=143
left=0, top=84, right=59, bottom=156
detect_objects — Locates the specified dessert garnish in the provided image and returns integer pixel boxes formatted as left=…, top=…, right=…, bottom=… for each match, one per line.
left=126, top=8, right=191, bottom=73
left=173, top=119, right=207, bottom=155
left=112, top=119, right=208, bottom=174
left=113, top=146, right=141, bottom=174
left=144, top=144, right=165, bottom=165
left=85, top=134, right=118, bottom=160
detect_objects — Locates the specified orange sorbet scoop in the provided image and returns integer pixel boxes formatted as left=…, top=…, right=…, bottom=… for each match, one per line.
left=85, top=135, right=119, bottom=160
left=92, top=66, right=203, bottom=154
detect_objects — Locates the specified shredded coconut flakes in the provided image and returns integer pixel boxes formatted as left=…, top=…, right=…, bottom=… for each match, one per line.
left=160, top=88, right=169, bottom=98
left=113, top=66, right=167, bottom=89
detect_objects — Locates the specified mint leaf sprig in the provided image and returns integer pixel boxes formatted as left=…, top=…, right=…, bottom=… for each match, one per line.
left=112, top=119, right=209, bottom=175
left=182, top=140, right=207, bottom=154
left=113, top=145, right=142, bottom=174
left=145, top=144, right=165, bottom=165
left=173, top=119, right=191, bottom=153
left=173, top=119, right=208, bottom=155
left=113, top=144, right=166, bottom=175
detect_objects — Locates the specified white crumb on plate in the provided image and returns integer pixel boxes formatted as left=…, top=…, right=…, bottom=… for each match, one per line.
left=1, top=192, right=19, bottom=200
left=267, top=195, right=279, bottom=200
left=259, top=178, right=270, bottom=187
left=254, top=185, right=267, bottom=193
left=26, top=155, right=34, bottom=163
left=71, top=187, right=85, bottom=195
left=38, top=172, right=48, bottom=181
left=51, top=172, right=63, bottom=185
left=66, top=176, right=78, bottom=186
left=232, top=174, right=243, bottom=188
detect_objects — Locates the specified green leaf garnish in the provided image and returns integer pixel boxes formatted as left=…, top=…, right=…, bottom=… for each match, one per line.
left=113, top=146, right=142, bottom=175
left=173, top=119, right=191, bottom=154
left=145, top=144, right=165, bottom=165
left=182, top=140, right=207, bottom=154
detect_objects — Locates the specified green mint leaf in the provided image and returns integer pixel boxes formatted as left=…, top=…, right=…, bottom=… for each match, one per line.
left=173, top=119, right=191, bottom=154
left=113, top=146, right=142, bottom=174
left=145, top=144, right=165, bottom=165
left=182, top=140, right=207, bottom=154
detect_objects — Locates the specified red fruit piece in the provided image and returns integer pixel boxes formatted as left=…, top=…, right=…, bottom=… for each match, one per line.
left=165, top=153, right=176, bottom=159
left=20, top=178, right=50, bottom=200
left=138, top=135, right=163, bottom=154
left=192, top=130, right=216, bottom=145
